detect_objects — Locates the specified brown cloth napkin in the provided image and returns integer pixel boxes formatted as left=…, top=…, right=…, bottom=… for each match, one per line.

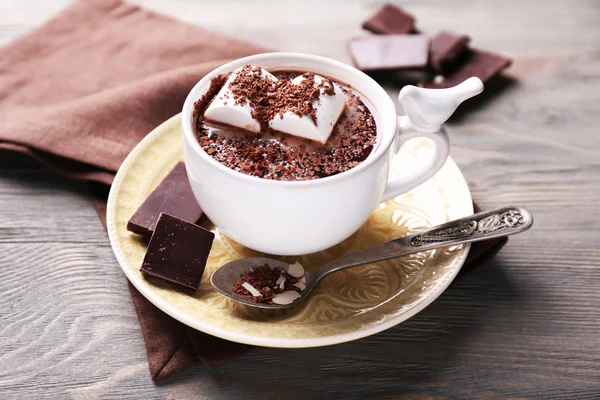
left=0, top=0, right=507, bottom=380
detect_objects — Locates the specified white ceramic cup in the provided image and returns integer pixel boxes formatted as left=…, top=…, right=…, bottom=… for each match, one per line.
left=182, top=52, right=483, bottom=255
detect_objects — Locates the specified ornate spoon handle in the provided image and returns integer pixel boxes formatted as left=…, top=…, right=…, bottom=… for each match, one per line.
left=408, top=206, right=533, bottom=249
left=315, top=206, right=533, bottom=280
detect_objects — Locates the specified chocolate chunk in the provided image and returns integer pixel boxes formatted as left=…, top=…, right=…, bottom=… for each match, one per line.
left=430, top=32, right=471, bottom=73
left=362, top=4, right=415, bottom=34
left=349, top=35, right=430, bottom=71
left=419, top=48, right=512, bottom=89
left=140, top=213, right=214, bottom=290
left=127, top=162, right=202, bottom=236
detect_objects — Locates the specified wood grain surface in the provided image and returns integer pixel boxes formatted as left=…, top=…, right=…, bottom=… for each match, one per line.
left=1, top=0, right=599, bottom=399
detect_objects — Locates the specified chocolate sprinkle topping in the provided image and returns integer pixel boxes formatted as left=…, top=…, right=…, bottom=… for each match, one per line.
left=232, top=264, right=301, bottom=304
left=225, top=65, right=335, bottom=129
left=194, top=70, right=377, bottom=181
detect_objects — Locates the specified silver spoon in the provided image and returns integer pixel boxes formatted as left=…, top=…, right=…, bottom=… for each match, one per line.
left=211, top=206, right=533, bottom=309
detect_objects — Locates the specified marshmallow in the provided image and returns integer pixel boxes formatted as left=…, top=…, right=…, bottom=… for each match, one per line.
left=205, top=66, right=346, bottom=143
left=269, top=75, right=346, bottom=143
left=204, top=66, right=277, bottom=133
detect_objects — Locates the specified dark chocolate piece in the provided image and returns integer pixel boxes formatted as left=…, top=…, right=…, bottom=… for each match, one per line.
left=430, top=32, right=471, bottom=73
left=419, top=48, right=512, bottom=89
left=127, top=162, right=202, bottom=236
left=362, top=3, right=415, bottom=34
left=349, top=35, right=429, bottom=71
left=140, top=213, right=214, bottom=290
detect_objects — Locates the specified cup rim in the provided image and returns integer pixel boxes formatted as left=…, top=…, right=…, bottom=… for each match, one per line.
left=181, top=52, right=397, bottom=187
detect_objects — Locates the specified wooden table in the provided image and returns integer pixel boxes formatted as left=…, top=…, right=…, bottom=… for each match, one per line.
left=1, top=0, right=599, bottom=398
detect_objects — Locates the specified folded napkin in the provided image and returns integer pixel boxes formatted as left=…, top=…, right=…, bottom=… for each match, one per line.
left=0, top=0, right=507, bottom=380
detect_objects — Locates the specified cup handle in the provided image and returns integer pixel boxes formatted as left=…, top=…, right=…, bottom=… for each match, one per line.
left=381, top=77, right=484, bottom=203
left=381, top=117, right=450, bottom=202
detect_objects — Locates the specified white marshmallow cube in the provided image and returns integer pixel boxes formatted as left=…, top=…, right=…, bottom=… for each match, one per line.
left=269, top=75, right=346, bottom=143
left=204, top=66, right=277, bottom=133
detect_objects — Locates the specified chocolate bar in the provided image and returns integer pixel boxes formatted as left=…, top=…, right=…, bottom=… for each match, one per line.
left=430, top=32, right=471, bottom=73
left=349, top=35, right=429, bottom=71
left=127, top=161, right=203, bottom=236
left=419, top=48, right=512, bottom=89
left=362, top=4, right=415, bottom=34
left=140, top=213, right=214, bottom=290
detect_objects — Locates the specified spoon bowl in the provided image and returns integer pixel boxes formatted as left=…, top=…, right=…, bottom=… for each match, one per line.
left=211, top=257, right=319, bottom=309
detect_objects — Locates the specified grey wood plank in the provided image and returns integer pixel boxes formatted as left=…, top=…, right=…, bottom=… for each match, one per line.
left=0, top=171, right=109, bottom=244
left=0, top=0, right=599, bottom=399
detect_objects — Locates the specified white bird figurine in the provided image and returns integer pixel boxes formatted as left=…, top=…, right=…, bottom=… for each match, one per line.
left=398, top=77, right=484, bottom=133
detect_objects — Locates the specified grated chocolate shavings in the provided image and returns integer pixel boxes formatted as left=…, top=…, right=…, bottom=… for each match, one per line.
left=194, top=70, right=377, bottom=181
left=226, top=66, right=332, bottom=128
left=232, top=264, right=301, bottom=303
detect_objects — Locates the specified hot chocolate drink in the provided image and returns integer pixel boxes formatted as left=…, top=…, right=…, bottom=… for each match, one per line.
left=193, top=65, right=377, bottom=181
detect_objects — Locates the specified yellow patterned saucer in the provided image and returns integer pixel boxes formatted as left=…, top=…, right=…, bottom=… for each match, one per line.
left=107, top=115, right=473, bottom=348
